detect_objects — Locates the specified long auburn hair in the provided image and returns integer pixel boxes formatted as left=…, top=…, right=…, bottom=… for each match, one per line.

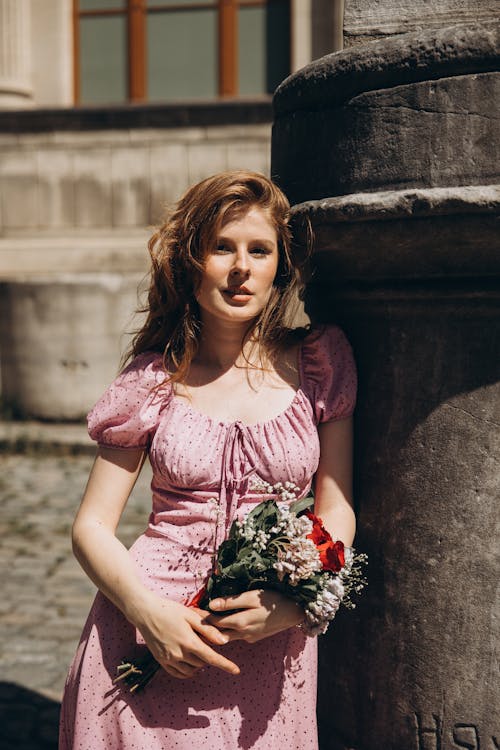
left=126, top=170, right=308, bottom=384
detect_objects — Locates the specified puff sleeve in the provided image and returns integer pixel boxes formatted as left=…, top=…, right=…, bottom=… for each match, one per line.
left=87, top=351, right=171, bottom=449
left=300, top=325, right=357, bottom=424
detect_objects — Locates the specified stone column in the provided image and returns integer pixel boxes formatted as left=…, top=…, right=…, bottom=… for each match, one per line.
left=272, top=23, right=500, bottom=750
left=0, top=0, right=33, bottom=108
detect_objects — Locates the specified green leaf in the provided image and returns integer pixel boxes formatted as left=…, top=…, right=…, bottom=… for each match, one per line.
left=217, top=538, right=239, bottom=567
left=289, top=494, right=314, bottom=516
left=246, top=499, right=279, bottom=527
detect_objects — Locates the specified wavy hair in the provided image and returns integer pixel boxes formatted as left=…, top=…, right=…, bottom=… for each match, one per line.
left=126, top=170, right=308, bottom=384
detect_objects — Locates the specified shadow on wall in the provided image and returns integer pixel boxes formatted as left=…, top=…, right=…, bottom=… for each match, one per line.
left=0, top=682, right=60, bottom=750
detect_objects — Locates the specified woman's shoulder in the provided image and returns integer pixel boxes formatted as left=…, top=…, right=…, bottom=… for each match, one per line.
left=301, top=323, right=351, bottom=351
left=87, top=350, right=171, bottom=450
left=119, top=350, right=167, bottom=383
left=298, top=324, right=357, bottom=423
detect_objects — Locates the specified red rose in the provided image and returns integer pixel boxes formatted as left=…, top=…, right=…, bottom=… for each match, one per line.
left=305, top=510, right=345, bottom=572
left=305, top=510, right=332, bottom=546
left=321, top=540, right=345, bottom=573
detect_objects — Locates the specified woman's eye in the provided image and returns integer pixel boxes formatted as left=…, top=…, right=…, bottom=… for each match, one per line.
left=215, top=243, right=231, bottom=253
left=251, top=247, right=270, bottom=256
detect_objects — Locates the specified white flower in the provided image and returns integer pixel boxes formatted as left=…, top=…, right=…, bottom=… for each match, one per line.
left=283, top=513, right=313, bottom=538
left=252, top=529, right=270, bottom=552
left=249, top=477, right=300, bottom=503
left=325, top=576, right=345, bottom=600
left=273, top=537, right=322, bottom=585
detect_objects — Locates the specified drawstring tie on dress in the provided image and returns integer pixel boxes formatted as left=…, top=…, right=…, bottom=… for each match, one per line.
left=212, top=421, right=257, bottom=556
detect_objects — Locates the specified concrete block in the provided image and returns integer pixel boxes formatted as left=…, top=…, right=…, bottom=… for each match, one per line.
left=73, top=149, right=112, bottom=227
left=52, top=130, right=131, bottom=148
left=187, top=141, right=228, bottom=186
left=149, top=143, right=189, bottom=224
left=204, top=124, right=271, bottom=141
left=0, top=134, right=20, bottom=148
left=0, top=230, right=150, bottom=278
left=226, top=141, right=270, bottom=176
left=0, top=273, right=145, bottom=420
left=111, top=147, right=150, bottom=227
left=36, top=148, right=75, bottom=228
left=0, top=149, right=38, bottom=229
left=128, top=127, right=206, bottom=144
left=8, top=131, right=53, bottom=148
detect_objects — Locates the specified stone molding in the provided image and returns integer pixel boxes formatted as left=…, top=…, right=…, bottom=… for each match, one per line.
left=273, top=23, right=500, bottom=117
left=292, top=184, right=500, bottom=223
left=291, top=185, right=500, bottom=286
left=0, top=99, right=272, bottom=133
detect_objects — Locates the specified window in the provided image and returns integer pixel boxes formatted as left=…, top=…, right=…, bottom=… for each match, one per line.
left=74, top=0, right=290, bottom=104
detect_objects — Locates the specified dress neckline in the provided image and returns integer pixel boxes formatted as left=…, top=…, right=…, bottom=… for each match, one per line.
left=168, top=341, right=308, bottom=429
left=170, top=388, right=309, bottom=430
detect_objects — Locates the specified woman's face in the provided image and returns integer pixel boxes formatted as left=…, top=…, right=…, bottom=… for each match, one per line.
left=195, top=206, right=279, bottom=326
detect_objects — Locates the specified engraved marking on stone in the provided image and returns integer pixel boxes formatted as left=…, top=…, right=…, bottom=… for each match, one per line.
left=491, top=737, right=499, bottom=750
left=453, top=724, right=480, bottom=750
left=414, top=712, right=443, bottom=750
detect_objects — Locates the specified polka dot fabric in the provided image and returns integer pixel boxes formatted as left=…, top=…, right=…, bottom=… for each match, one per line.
left=59, top=325, right=356, bottom=750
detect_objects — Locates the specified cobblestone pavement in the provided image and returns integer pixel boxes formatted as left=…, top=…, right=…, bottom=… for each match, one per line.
left=0, top=450, right=153, bottom=750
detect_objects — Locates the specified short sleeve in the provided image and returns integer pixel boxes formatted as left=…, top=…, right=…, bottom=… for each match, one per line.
left=300, top=325, right=357, bottom=424
left=87, top=351, right=171, bottom=449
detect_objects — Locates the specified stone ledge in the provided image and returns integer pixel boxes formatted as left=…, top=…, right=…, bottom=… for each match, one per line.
left=0, top=230, right=150, bottom=278
left=274, top=23, right=500, bottom=117
left=0, top=98, right=273, bottom=134
left=292, top=184, right=500, bottom=223
left=291, top=185, right=500, bottom=284
left=0, top=420, right=94, bottom=455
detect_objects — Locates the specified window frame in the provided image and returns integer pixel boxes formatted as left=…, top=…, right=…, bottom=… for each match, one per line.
left=73, top=0, right=287, bottom=104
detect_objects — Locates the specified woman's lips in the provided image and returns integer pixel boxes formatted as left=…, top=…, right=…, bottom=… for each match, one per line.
left=222, top=287, right=253, bottom=303
left=223, top=286, right=252, bottom=297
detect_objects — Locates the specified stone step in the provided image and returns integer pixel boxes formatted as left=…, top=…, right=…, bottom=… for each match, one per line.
left=0, top=229, right=151, bottom=278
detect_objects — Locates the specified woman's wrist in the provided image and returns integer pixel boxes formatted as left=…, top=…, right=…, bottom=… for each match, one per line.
left=123, top=587, right=160, bottom=630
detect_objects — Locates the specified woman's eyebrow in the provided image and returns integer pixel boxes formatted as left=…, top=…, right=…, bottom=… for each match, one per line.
left=217, top=235, right=276, bottom=247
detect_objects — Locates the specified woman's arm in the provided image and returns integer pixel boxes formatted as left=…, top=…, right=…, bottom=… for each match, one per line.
left=313, top=416, right=356, bottom=545
left=72, top=447, right=240, bottom=678
left=208, top=416, right=355, bottom=641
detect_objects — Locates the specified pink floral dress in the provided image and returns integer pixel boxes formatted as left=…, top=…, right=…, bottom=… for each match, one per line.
left=59, top=325, right=356, bottom=750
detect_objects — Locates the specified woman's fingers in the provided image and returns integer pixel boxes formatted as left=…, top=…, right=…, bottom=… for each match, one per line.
left=188, top=634, right=240, bottom=675
left=189, top=610, right=230, bottom=646
left=209, top=591, right=260, bottom=612
left=205, top=590, right=305, bottom=643
left=159, top=645, right=234, bottom=680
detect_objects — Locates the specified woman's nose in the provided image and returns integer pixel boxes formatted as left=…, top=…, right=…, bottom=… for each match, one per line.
left=230, top=250, right=250, bottom=277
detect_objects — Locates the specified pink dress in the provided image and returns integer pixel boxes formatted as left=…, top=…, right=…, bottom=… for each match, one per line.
left=59, top=325, right=356, bottom=750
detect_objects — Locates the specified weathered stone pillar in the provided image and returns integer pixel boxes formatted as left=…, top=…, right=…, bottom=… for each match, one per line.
left=272, top=23, right=500, bottom=750
left=0, top=0, right=33, bottom=108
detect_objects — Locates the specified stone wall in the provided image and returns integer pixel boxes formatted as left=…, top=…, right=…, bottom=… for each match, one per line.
left=0, top=105, right=272, bottom=418
left=0, top=123, right=271, bottom=235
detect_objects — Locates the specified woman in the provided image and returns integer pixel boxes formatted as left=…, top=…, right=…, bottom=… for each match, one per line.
left=59, top=170, right=357, bottom=749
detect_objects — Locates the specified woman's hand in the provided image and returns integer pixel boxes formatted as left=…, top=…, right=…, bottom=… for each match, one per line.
left=136, top=592, right=241, bottom=679
left=206, top=590, right=304, bottom=644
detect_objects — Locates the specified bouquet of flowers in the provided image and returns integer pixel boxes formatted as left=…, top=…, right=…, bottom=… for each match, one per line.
left=115, top=480, right=367, bottom=692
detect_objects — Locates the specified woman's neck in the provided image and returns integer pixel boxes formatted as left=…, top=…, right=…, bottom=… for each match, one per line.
left=195, top=314, right=261, bottom=372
